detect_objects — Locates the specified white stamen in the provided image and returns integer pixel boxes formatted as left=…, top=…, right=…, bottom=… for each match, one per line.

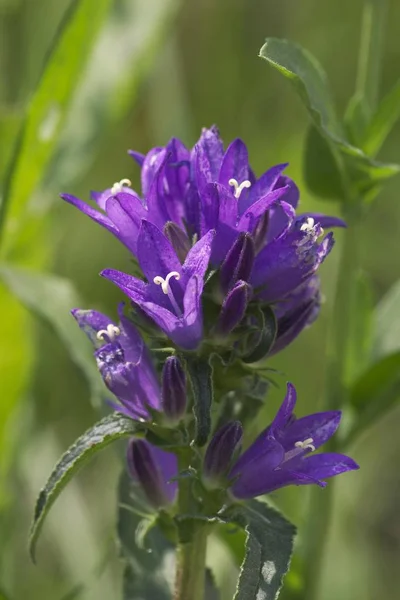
left=153, top=271, right=181, bottom=294
left=111, top=178, right=132, bottom=195
left=300, top=217, right=315, bottom=233
left=294, top=437, right=315, bottom=452
left=96, top=324, right=121, bottom=342
left=228, top=178, right=251, bottom=199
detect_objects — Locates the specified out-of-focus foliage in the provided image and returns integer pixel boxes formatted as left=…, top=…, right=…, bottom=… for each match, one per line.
left=0, top=1, right=400, bottom=599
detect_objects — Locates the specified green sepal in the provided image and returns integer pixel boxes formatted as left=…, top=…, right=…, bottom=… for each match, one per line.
left=241, top=306, right=277, bottom=364
left=186, top=355, right=214, bottom=446
left=30, top=413, right=141, bottom=561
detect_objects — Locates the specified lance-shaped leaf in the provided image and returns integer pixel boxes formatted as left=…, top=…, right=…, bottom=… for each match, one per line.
left=30, top=413, right=140, bottom=561
left=347, top=278, right=400, bottom=443
left=259, top=38, right=400, bottom=201
left=229, top=500, right=296, bottom=600
left=363, top=79, right=400, bottom=156
left=303, top=125, right=345, bottom=200
left=186, top=356, right=214, bottom=446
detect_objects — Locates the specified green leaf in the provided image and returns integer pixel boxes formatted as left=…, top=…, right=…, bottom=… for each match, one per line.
left=0, top=266, right=104, bottom=405
left=186, top=356, right=214, bottom=447
left=230, top=500, right=296, bottom=600
left=344, top=271, right=373, bottom=386
left=348, top=352, right=400, bottom=442
left=30, top=413, right=140, bottom=561
left=344, top=93, right=370, bottom=149
left=259, top=38, right=341, bottom=137
left=303, top=125, right=345, bottom=200
left=347, top=279, right=400, bottom=441
left=118, top=471, right=174, bottom=600
left=364, top=79, right=400, bottom=156
left=0, top=0, right=113, bottom=254
left=242, top=306, right=277, bottom=364
left=259, top=38, right=400, bottom=203
left=374, top=279, right=400, bottom=359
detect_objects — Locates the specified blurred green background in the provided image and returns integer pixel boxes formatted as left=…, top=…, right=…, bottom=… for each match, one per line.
left=0, top=0, right=399, bottom=599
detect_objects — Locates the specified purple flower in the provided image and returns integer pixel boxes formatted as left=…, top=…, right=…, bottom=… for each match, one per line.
left=72, top=305, right=160, bottom=419
left=127, top=439, right=178, bottom=508
left=270, top=275, right=321, bottom=355
left=203, top=422, right=243, bottom=486
left=61, top=127, right=344, bottom=270
left=222, top=383, right=359, bottom=499
left=249, top=216, right=334, bottom=303
left=101, top=221, right=215, bottom=350
left=161, top=356, right=187, bottom=421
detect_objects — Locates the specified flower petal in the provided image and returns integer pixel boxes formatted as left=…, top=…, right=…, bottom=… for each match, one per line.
left=229, top=437, right=285, bottom=498
left=282, top=411, right=342, bottom=452
left=71, top=308, right=115, bottom=347
left=128, top=149, right=145, bottom=167
left=182, top=229, right=215, bottom=282
left=302, top=213, right=347, bottom=229
left=60, top=193, right=117, bottom=233
left=239, top=163, right=288, bottom=214
left=218, top=138, right=249, bottom=188
left=193, top=126, right=224, bottom=190
left=295, top=452, right=359, bottom=480
left=101, top=269, right=148, bottom=302
left=137, top=220, right=183, bottom=302
left=237, top=186, right=290, bottom=233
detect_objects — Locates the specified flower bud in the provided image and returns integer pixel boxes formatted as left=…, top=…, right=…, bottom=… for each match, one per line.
left=215, top=281, right=252, bottom=336
left=220, top=232, right=255, bottom=293
left=204, top=422, right=243, bottom=486
left=127, top=440, right=177, bottom=508
left=161, top=356, right=187, bottom=421
left=164, top=221, right=191, bottom=263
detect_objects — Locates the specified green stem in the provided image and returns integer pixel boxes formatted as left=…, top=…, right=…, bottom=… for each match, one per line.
left=174, top=525, right=209, bottom=600
left=174, top=452, right=209, bottom=600
left=356, top=0, right=388, bottom=113
left=303, top=211, right=360, bottom=600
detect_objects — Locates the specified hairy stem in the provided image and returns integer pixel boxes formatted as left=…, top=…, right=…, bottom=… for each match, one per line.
left=174, top=525, right=209, bottom=600
left=356, top=0, right=388, bottom=113
left=174, top=452, right=208, bottom=600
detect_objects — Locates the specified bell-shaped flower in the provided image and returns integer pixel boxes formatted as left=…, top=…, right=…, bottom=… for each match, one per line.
left=72, top=305, right=160, bottom=419
left=270, top=275, right=321, bottom=355
left=226, top=383, right=359, bottom=499
left=250, top=216, right=335, bottom=303
left=127, top=439, right=178, bottom=508
left=101, top=221, right=215, bottom=351
left=161, top=356, right=187, bottom=422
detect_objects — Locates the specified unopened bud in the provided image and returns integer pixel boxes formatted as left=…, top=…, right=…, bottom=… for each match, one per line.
left=162, top=356, right=187, bottom=421
left=127, top=440, right=177, bottom=508
left=204, top=422, right=243, bottom=486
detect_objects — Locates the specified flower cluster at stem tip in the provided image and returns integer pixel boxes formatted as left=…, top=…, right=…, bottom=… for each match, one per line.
left=67, top=126, right=358, bottom=509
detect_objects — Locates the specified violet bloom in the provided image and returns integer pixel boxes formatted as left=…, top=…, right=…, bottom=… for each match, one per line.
left=61, top=126, right=344, bottom=271
left=101, top=221, right=215, bottom=351
left=72, top=305, right=160, bottom=420
left=270, top=275, right=321, bottom=355
left=207, top=383, right=358, bottom=499
left=127, top=439, right=178, bottom=509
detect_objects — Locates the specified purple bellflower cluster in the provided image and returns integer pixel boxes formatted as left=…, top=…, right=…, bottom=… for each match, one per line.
left=118, top=384, right=358, bottom=507
left=65, top=127, right=357, bottom=518
left=63, top=126, right=345, bottom=354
